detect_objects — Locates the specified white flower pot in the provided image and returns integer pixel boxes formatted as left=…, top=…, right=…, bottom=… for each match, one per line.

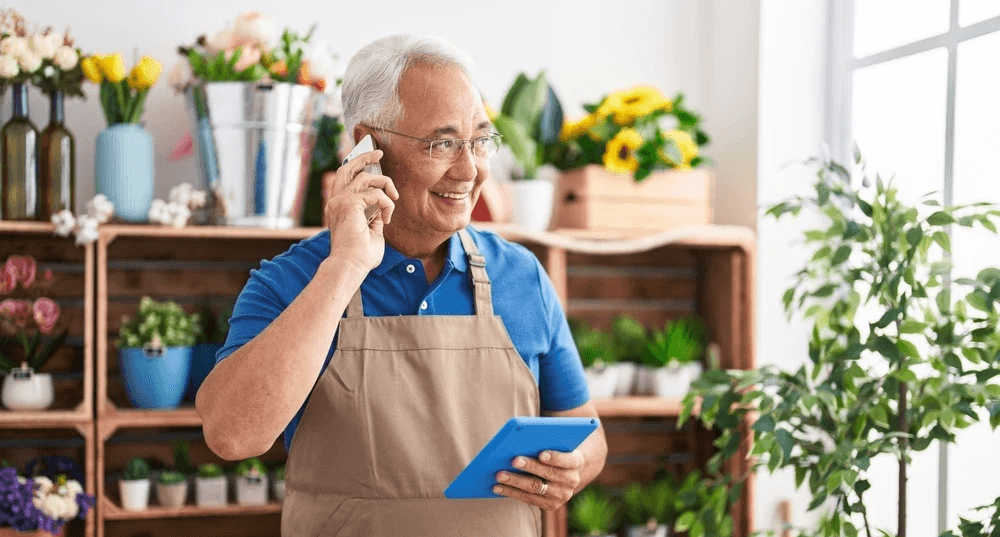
left=155, top=481, right=188, bottom=508
left=625, top=523, right=669, bottom=537
left=510, top=178, right=554, bottom=231
left=685, top=361, right=704, bottom=385
left=195, top=476, right=227, bottom=507
left=1, top=370, right=54, bottom=410
left=584, top=364, right=619, bottom=399
left=612, top=362, right=638, bottom=396
left=273, top=478, right=285, bottom=502
left=119, top=478, right=151, bottom=511
left=652, top=364, right=691, bottom=399
left=236, top=474, right=269, bottom=505
left=635, top=365, right=658, bottom=395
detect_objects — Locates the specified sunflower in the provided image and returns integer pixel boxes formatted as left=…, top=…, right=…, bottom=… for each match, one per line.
left=603, top=128, right=644, bottom=174
left=659, top=129, right=698, bottom=169
left=560, top=114, right=596, bottom=142
left=610, top=86, right=673, bottom=125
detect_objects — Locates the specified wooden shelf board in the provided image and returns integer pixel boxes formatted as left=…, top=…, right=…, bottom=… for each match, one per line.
left=592, top=396, right=683, bottom=417
left=0, top=221, right=59, bottom=234
left=101, top=406, right=202, bottom=429
left=101, top=224, right=325, bottom=241
left=0, top=409, right=92, bottom=426
left=101, top=496, right=281, bottom=520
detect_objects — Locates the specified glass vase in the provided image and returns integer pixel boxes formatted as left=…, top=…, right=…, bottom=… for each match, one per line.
left=1, top=83, right=39, bottom=220
left=38, top=90, right=75, bottom=220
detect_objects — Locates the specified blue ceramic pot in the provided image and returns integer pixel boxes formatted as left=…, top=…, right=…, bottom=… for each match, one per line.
left=96, top=123, right=154, bottom=222
left=185, top=342, right=222, bottom=401
left=119, top=346, right=192, bottom=409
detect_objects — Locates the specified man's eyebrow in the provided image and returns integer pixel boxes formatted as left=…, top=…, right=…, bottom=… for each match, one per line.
left=428, top=121, right=494, bottom=138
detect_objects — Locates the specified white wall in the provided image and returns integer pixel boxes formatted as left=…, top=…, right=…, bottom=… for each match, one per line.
left=7, top=0, right=756, bottom=231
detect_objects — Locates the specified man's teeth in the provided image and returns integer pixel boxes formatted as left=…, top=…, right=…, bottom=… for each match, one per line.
left=434, top=192, right=468, bottom=199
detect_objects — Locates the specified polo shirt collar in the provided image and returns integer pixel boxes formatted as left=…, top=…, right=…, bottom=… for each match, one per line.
left=372, top=232, right=468, bottom=276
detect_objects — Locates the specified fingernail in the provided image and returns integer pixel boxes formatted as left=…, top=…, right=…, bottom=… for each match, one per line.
left=540, top=451, right=551, bottom=462
left=493, top=485, right=503, bottom=495
left=513, top=457, right=526, bottom=468
left=497, top=472, right=509, bottom=482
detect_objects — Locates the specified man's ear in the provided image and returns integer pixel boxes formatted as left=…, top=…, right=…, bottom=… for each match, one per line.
left=353, top=124, right=376, bottom=145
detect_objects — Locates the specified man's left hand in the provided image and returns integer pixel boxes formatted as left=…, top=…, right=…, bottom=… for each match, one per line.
left=492, top=450, right=584, bottom=512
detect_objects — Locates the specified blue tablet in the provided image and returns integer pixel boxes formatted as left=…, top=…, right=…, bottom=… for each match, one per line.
left=444, top=416, right=600, bottom=499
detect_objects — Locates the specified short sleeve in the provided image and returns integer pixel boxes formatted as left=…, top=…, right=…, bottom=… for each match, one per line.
left=533, top=257, right=590, bottom=411
left=215, top=259, right=291, bottom=364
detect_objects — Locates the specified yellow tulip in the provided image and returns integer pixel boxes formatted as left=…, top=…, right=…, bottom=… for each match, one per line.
left=80, top=56, right=102, bottom=84
left=128, top=56, right=161, bottom=90
left=97, top=53, right=125, bottom=83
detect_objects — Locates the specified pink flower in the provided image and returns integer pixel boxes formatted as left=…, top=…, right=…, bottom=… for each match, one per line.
left=0, top=299, right=32, bottom=327
left=205, top=28, right=254, bottom=55
left=229, top=44, right=261, bottom=73
left=33, top=298, right=59, bottom=334
left=0, top=265, right=14, bottom=294
left=43, top=269, right=53, bottom=282
left=232, top=12, right=279, bottom=51
left=6, top=255, right=36, bottom=288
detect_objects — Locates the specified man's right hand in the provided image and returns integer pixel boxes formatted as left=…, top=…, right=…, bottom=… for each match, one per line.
left=325, top=149, right=399, bottom=273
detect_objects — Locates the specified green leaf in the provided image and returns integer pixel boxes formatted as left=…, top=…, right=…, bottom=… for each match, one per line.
left=906, top=226, right=923, bottom=247
left=933, top=231, right=952, bottom=252
left=900, top=320, right=927, bottom=333
left=859, top=200, right=873, bottom=217
left=892, top=368, right=917, bottom=383
left=492, top=114, right=538, bottom=178
left=897, top=339, right=920, bottom=359
left=831, top=245, right=852, bottom=265
left=874, top=308, right=901, bottom=329
left=928, top=211, right=955, bottom=226
left=753, top=415, right=776, bottom=433
left=676, top=512, right=696, bottom=532
left=774, top=429, right=794, bottom=462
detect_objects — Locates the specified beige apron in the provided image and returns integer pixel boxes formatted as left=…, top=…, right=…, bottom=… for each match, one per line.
left=282, top=229, right=542, bottom=537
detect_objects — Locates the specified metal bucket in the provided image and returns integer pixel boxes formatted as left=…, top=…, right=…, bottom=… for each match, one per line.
left=186, top=82, right=327, bottom=229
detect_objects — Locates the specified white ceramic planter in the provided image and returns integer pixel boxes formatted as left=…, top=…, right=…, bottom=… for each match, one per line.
left=273, top=478, right=285, bottom=502
left=612, top=362, right=638, bottom=396
left=119, top=479, right=150, bottom=511
left=584, top=364, right=619, bottom=399
left=195, top=476, right=227, bottom=507
left=652, top=364, right=692, bottom=399
left=236, top=475, right=269, bottom=505
left=155, top=481, right=188, bottom=508
left=510, top=178, right=555, bottom=231
left=625, top=523, right=669, bottom=537
left=685, top=362, right=704, bottom=385
left=1, top=370, right=54, bottom=410
left=635, top=365, right=658, bottom=395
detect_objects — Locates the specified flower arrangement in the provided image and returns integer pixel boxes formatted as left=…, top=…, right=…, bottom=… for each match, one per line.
left=80, top=52, right=162, bottom=125
left=51, top=194, right=115, bottom=246
left=172, top=11, right=336, bottom=93
left=551, top=86, right=709, bottom=180
left=0, top=255, right=68, bottom=375
left=148, top=182, right=208, bottom=227
left=0, top=464, right=94, bottom=533
left=115, top=297, right=201, bottom=350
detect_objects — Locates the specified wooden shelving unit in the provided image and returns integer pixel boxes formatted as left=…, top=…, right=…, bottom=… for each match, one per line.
left=2, top=221, right=754, bottom=537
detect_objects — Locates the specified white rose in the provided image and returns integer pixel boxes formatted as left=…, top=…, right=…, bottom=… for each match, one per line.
left=189, top=190, right=207, bottom=209
left=75, top=214, right=100, bottom=246
left=169, top=182, right=194, bottom=206
left=232, top=12, right=279, bottom=50
left=166, top=201, right=191, bottom=227
left=17, top=52, right=41, bottom=73
left=0, top=36, right=27, bottom=57
left=148, top=199, right=167, bottom=224
left=0, top=54, right=19, bottom=78
left=53, top=46, right=78, bottom=70
left=33, top=476, right=54, bottom=493
left=29, top=34, right=58, bottom=59
left=86, top=194, right=114, bottom=223
left=51, top=209, right=76, bottom=237
left=65, top=479, right=84, bottom=496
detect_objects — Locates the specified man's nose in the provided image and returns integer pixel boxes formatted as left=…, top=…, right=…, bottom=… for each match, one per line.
left=449, top=143, right=478, bottom=180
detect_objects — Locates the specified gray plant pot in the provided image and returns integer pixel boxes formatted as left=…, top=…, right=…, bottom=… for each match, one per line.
left=195, top=475, right=227, bottom=507
left=273, top=478, right=285, bottom=502
left=155, top=481, right=188, bottom=508
left=625, top=523, right=669, bottom=537
left=236, top=474, right=269, bottom=505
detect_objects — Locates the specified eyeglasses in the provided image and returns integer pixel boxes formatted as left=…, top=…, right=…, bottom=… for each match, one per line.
left=368, top=127, right=503, bottom=161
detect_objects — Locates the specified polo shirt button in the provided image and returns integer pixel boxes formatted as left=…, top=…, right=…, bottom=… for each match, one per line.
left=406, top=264, right=415, bottom=274
left=420, top=301, right=428, bottom=310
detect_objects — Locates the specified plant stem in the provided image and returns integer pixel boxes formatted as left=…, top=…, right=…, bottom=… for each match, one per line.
left=863, top=504, right=873, bottom=537
left=898, top=380, right=908, bottom=537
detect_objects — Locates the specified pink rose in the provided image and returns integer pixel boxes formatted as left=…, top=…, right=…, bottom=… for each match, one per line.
left=33, top=298, right=60, bottom=334
left=43, top=269, right=53, bottom=282
left=5, top=255, right=36, bottom=289
left=0, top=299, right=32, bottom=327
left=205, top=28, right=255, bottom=55
left=232, top=12, right=279, bottom=50
left=0, top=264, right=14, bottom=294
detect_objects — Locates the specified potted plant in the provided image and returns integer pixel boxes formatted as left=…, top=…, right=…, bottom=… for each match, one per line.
left=547, top=85, right=712, bottom=234
left=118, top=457, right=150, bottom=511
left=682, top=154, right=1000, bottom=537
left=642, top=316, right=707, bottom=399
left=0, top=462, right=95, bottom=535
left=609, top=315, right=648, bottom=396
left=569, top=318, right=618, bottom=399
left=185, top=302, right=231, bottom=401
left=492, top=71, right=563, bottom=231
left=80, top=52, right=161, bottom=222
left=155, top=470, right=187, bottom=508
left=194, top=463, right=227, bottom=507
left=233, top=457, right=268, bottom=506
left=272, top=464, right=286, bottom=502
left=621, top=479, right=675, bottom=537
left=115, top=297, right=200, bottom=409
left=568, top=485, right=618, bottom=537
left=0, top=255, right=68, bottom=411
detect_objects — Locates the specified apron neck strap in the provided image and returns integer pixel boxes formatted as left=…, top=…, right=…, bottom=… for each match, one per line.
left=346, top=286, right=364, bottom=318
left=458, top=229, right=493, bottom=316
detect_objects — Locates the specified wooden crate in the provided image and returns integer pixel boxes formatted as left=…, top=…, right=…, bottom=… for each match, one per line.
left=0, top=222, right=94, bottom=423
left=550, top=165, right=713, bottom=236
left=1, top=420, right=97, bottom=537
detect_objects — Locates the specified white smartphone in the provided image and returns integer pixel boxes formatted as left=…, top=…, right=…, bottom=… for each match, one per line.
left=342, top=134, right=383, bottom=224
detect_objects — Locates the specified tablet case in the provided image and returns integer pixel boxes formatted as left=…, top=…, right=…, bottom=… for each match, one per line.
left=444, top=416, right=600, bottom=499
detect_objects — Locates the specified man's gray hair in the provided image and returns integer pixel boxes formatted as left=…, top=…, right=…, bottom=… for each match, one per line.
left=342, top=34, right=479, bottom=139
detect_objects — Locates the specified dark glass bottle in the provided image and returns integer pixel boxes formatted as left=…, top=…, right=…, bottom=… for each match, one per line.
left=39, top=90, right=75, bottom=220
left=1, top=83, right=39, bottom=220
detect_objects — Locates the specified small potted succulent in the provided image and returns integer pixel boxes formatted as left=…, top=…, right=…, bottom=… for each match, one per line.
left=569, top=318, right=619, bottom=399
left=118, top=457, right=151, bottom=511
left=568, top=485, right=618, bottom=537
left=195, top=463, right=227, bottom=507
left=642, top=316, right=707, bottom=398
left=155, top=469, right=188, bottom=508
left=609, top=315, right=648, bottom=396
left=115, top=296, right=200, bottom=409
left=272, top=463, right=286, bottom=502
left=621, top=479, right=675, bottom=537
left=233, top=457, right=268, bottom=506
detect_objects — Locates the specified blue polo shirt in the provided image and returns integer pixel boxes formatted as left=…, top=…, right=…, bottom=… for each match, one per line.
left=217, top=225, right=590, bottom=451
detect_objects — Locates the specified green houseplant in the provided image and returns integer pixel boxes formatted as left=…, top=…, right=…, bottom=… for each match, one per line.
left=570, top=318, right=619, bottom=399
left=568, top=485, right=619, bottom=537
left=610, top=315, right=649, bottom=396
left=119, top=457, right=150, bottom=511
left=621, top=479, right=675, bottom=537
left=233, top=457, right=269, bottom=506
left=155, top=470, right=187, bottom=508
left=681, top=153, right=1000, bottom=537
left=195, top=463, right=226, bottom=507
left=642, top=316, right=708, bottom=399
left=116, top=297, right=200, bottom=409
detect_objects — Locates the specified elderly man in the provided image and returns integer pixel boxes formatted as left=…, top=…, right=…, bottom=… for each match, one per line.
left=196, top=34, right=607, bottom=536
